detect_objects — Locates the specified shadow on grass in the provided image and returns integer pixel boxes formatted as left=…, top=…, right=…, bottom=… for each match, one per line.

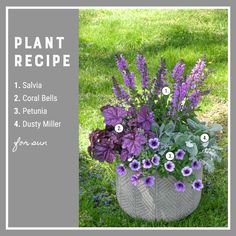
left=80, top=28, right=227, bottom=72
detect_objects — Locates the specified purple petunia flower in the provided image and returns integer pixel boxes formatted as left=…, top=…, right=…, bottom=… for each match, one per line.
left=102, top=106, right=127, bottom=126
left=130, top=175, right=139, bottom=186
left=142, top=159, right=152, bottom=169
left=175, top=149, right=186, bottom=160
left=192, top=160, right=202, bottom=170
left=151, top=154, right=160, bottom=166
left=148, top=138, right=160, bottom=149
left=137, top=105, right=154, bottom=131
left=136, top=54, right=149, bottom=89
left=116, top=164, right=126, bottom=176
left=164, top=161, right=175, bottom=172
left=175, top=181, right=186, bottom=192
left=129, top=160, right=141, bottom=171
left=122, top=132, right=146, bottom=156
left=144, top=176, right=155, bottom=187
left=192, top=179, right=204, bottom=191
left=181, top=166, right=193, bottom=176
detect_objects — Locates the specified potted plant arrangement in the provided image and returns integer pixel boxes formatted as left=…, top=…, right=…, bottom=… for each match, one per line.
left=87, top=54, right=223, bottom=221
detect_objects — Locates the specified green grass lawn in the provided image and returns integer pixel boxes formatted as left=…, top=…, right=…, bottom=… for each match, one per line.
left=79, top=9, right=228, bottom=227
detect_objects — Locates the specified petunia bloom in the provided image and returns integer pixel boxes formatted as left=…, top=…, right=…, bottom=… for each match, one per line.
left=192, top=179, right=204, bottom=191
left=181, top=166, right=193, bottom=176
left=175, top=149, right=186, bottom=160
left=130, top=175, right=139, bottom=186
left=151, top=154, right=160, bottom=166
left=142, top=159, right=152, bottom=169
left=175, top=181, right=186, bottom=192
left=144, top=176, right=155, bottom=187
left=116, top=164, right=126, bottom=176
left=129, top=160, right=141, bottom=171
left=148, top=138, right=160, bottom=149
left=164, top=161, right=175, bottom=172
left=192, top=160, right=202, bottom=170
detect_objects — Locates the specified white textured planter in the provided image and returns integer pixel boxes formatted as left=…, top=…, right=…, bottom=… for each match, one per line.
left=116, top=169, right=202, bottom=221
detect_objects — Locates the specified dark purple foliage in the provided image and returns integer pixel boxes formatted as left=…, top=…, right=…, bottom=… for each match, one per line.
left=102, top=106, right=127, bottom=126
left=122, top=132, right=146, bottom=156
left=137, top=105, right=154, bottom=131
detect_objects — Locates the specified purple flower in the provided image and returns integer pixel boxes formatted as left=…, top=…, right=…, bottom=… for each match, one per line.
left=175, top=181, right=186, bottom=192
left=192, top=179, right=204, bottom=191
left=115, top=55, right=136, bottom=89
left=151, top=154, right=160, bottom=166
left=148, top=138, right=160, bottom=149
left=188, top=90, right=201, bottom=109
left=123, top=71, right=136, bottom=89
left=164, top=161, right=175, bottom=172
left=113, top=84, right=130, bottom=101
left=169, top=62, right=185, bottom=117
left=115, top=54, right=127, bottom=72
left=181, top=166, right=193, bottom=176
left=188, top=59, right=206, bottom=89
left=122, top=132, right=146, bottom=156
left=172, top=62, right=185, bottom=83
left=129, top=160, right=141, bottom=171
left=153, top=58, right=168, bottom=96
left=136, top=54, right=149, bottom=89
left=192, top=160, right=202, bottom=170
left=102, top=106, right=127, bottom=126
left=112, top=76, right=130, bottom=101
left=130, top=175, right=139, bottom=186
left=137, top=105, right=154, bottom=131
left=142, top=159, right=152, bottom=169
left=116, top=164, right=126, bottom=176
left=144, top=176, right=155, bottom=187
left=175, top=149, right=186, bottom=160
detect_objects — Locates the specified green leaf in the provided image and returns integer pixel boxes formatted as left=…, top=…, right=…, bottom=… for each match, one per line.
left=174, top=133, right=189, bottom=146
left=151, top=122, right=159, bottom=134
left=159, top=123, right=165, bottom=137
left=164, top=121, right=175, bottom=136
left=186, top=143, right=198, bottom=156
left=209, top=124, right=223, bottom=132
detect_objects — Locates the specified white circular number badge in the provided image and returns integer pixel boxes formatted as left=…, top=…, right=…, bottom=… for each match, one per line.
left=200, top=133, right=209, bottom=143
left=166, top=151, right=174, bottom=160
left=162, top=86, right=170, bottom=96
left=115, top=124, right=124, bottom=133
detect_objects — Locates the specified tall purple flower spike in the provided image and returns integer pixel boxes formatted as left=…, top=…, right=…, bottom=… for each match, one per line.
left=136, top=54, right=149, bottom=89
left=169, top=61, right=185, bottom=117
left=112, top=76, right=130, bottom=101
left=115, top=54, right=136, bottom=89
left=153, top=58, right=168, bottom=96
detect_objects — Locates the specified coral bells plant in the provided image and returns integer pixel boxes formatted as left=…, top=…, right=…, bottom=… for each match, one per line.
left=88, top=54, right=223, bottom=192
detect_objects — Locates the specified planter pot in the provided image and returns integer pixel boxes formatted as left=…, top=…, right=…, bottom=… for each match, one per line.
left=116, top=168, right=202, bottom=221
